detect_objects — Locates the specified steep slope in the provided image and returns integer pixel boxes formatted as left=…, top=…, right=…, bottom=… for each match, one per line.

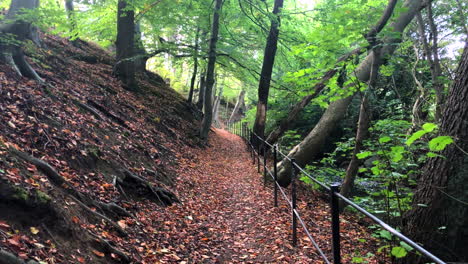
left=0, top=33, right=202, bottom=263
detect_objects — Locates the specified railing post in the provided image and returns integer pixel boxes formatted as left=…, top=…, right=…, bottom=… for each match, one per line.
left=291, top=159, right=298, bottom=247
left=330, top=184, right=341, bottom=264
left=251, top=130, right=255, bottom=165
left=273, top=145, right=278, bottom=207
left=263, top=141, right=267, bottom=186
left=257, top=138, right=260, bottom=173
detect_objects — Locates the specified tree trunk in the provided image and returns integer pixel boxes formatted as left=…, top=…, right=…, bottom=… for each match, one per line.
left=134, top=21, right=148, bottom=72
left=213, top=86, right=223, bottom=127
left=196, top=70, right=206, bottom=111
left=426, top=3, right=444, bottom=121
left=115, top=0, right=137, bottom=91
left=339, top=95, right=371, bottom=211
left=0, top=0, right=43, bottom=82
left=403, top=42, right=468, bottom=263
left=229, top=90, right=246, bottom=124
left=251, top=0, right=284, bottom=145
left=416, top=6, right=443, bottom=122
left=265, top=0, right=398, bottom=145
left=199, top=0, right=223, bottom=141
left=187, top=27, right=200, bottom=104
left=64, top=0, right=79, bottom=43
left=276, top=0, right=425, bottom=187
left=265, top=67, right=343, bottom=144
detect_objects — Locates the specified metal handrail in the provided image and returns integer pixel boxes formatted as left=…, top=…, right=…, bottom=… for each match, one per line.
left=226, top=122, right=446, bottom=264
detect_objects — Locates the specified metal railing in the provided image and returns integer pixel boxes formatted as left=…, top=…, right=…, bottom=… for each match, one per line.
left=226, top=122, right=446, bottom=264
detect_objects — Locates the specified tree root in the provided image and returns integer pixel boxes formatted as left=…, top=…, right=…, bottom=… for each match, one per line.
left=0, top=249, right=38, bottom=264
left=97, top=201, right=132, bottom=218
left=118, top=169, right=179, bottom=206
left=72, top=99, right=103, bottom=120
left=69, top=196, right=127, bottom=236
left=88, top=232, right=130, bottom=263
left=9, top=148, right=130, bottom=236
left=87, top=100, right=130, bottom=129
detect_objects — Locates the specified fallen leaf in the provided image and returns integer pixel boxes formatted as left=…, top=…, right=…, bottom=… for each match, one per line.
left=30, top=227, right=40, bottom=235
left=92, top=250, right=105, bottom=257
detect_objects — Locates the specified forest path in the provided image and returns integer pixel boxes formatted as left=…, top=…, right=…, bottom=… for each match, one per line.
left=155, top=128, right=317, bottom=263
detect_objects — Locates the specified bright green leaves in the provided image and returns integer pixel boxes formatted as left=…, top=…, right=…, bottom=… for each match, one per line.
left=428, top=136, right=454, bottom=151
left=390, top=146, right=404, bottom=162
left=406, top=123, right=437, bottom=146
left=357, top=151, right=373, bottom=159
left=406, top=123, right=454, bottom=156
left=391, top=247, right=407, bottom=258
left=379, top=136, right=391, bottom=143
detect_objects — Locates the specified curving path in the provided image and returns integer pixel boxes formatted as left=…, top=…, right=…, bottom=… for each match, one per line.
left=154, top=128, right=319, bottom=263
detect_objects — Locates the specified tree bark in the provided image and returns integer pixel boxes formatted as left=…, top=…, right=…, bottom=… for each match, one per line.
left=187, top=27, right=200, bottom=104
left=115, top=0, right=137, bottom=91
left=134, top=21, right=148, bottom=72
left=0, top=0, right=43, bottom=82
left=229, top=90, right=246, bottom=124
left=252, top=0, right=284, bottom=145
left=196, top=69, right=206, bottom=111
left=213, top=85, right=223, bottom=127
left=276, top=0, right=425, bottom=187
left=403, top=42, right=468, bottom=263
left=199, top=0, right=223, bottom=140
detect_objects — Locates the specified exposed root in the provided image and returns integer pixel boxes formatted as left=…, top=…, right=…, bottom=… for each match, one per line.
left=118, top=169, right=179, bottom=206
left=0, top=249, right=38, bottom=264
left=9, top=148, right=68, bottom=187
left=97, top=201, right=132, bottom=218
left=9, top=148, right=129, bottom=236
left=72, top=99, right=103, bottom=120
left=69, top=196, right=127, bottom=236
left=87, top=100, right=130, bottom=129
left=88, top=232, right=131, bottom=263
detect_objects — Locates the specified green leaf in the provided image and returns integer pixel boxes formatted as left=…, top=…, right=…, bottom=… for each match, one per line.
left=417, top=203, right=428, bottom=207
left=390, top=146, right=405, bottom=162
left=379, top=230, right=392, bottom=240
left=352, top=257, right=364, bottom=263
left=379, top=136, right=391, bottom=143
left=422, top=123, right=437, bottom=132
left=356, top=151, right=372, bottom=159
left=428, top=136, right=454, bottom=151
left=391, top=246, right=407, bottom=258
left=406, top=130, right=427, bottom=146
left=400, top=241, right=414, bottom=252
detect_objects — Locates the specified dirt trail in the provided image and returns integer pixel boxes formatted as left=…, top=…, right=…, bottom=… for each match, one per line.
left=155, top=128, right=318, bottom=263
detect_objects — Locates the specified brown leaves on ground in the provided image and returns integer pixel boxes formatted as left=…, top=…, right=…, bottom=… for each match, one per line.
left=142, top=129, right=385, bottom=263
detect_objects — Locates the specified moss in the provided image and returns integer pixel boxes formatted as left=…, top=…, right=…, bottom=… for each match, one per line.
left=12, top=186, right=29, bottom=201
left=35, top=190, right=51, bottom=204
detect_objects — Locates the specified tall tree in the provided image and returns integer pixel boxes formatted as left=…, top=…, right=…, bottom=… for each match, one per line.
left=404, top=42, right=468, bottom=263
left=187, top=27, right=201, bottom=104
left=0, top=0, right=43, bottom=82
left=199, top=0, right=223, bottom=140
left=64, top=0, right=79, bottom=42
left=251, top=0, right=284, bottom=145
left=275, top=0, right=426, bottom=187
left=196, top=69, right=207, bottom=110
left=229, top=89, right=246, bottom=124
left=115, top=0, right=137, bottom=91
